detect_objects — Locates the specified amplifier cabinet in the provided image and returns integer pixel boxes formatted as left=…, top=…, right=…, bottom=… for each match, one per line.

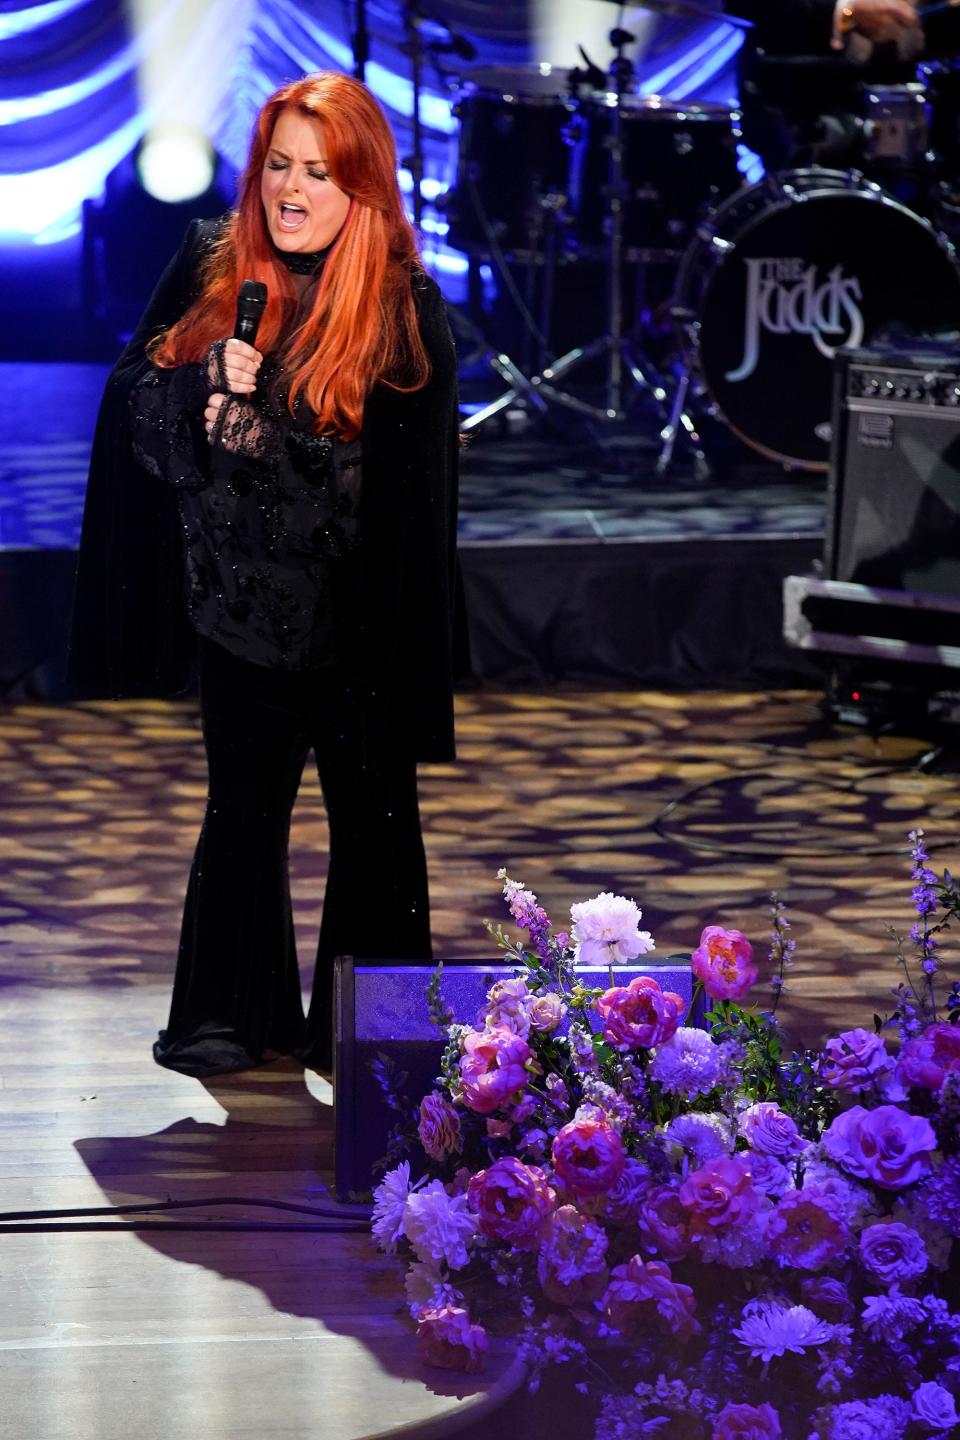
left=827, top=341, right=960, bottom=600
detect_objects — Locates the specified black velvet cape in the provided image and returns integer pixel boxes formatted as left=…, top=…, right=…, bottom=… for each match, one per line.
left=69, top=217, right=463, bottom=764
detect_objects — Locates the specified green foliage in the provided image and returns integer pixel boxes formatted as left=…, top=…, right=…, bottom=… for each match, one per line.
left=426, top=961, right=454, bottom=1032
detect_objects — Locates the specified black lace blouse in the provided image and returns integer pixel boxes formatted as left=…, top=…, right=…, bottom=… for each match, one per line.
left=128, top=279, right=362, bottom=672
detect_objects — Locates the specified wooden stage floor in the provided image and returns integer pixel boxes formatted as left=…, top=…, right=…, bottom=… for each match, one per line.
left=2, top=686, right=958, bottom=1438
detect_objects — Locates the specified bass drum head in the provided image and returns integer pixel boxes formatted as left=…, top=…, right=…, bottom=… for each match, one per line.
left=689, top=172, right=960, bottom=468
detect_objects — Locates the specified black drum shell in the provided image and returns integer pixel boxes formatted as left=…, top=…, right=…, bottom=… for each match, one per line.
left=673, top=169, right=960, bottom=469
left=446, top=69, right=580, bottom=254
left=575, top=96, right=743, bottom=255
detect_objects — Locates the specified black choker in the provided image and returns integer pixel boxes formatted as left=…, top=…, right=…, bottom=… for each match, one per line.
left=277, top=246, right=330, bottom=276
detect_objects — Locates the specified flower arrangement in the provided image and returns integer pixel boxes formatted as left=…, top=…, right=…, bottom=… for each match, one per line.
left=371, top=831, right=960, bottom=1440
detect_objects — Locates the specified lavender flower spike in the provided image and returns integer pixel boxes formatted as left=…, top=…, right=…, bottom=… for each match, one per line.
left=497, top=868, right=554, bottom=961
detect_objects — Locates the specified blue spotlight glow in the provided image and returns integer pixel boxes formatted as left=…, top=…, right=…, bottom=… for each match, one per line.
left=137, top=127, right=216, bottom=203
left=0, top=117, right=145, bottom=242
left=0, top=0, right=90, bottom=42
left=671, top=30, right=745, bottom=99
left=267, top=0, right=456, bottom=134
left=0, top=45, right=137, bottom=125
left=736, top=143, right=765, bottom=186
left=642, top=26, right=732, bottom=95
left=421, top=248, right=468, bottom=275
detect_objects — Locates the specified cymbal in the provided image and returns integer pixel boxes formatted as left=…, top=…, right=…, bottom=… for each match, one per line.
left=586, top=0, right=752, bottom=28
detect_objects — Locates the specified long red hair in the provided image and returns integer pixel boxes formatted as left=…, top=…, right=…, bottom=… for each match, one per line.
left=149, top=72, right=431, bottom=439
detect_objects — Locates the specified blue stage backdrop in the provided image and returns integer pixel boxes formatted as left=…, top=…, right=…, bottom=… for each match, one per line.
left=0, top=0, right=744, bottom=357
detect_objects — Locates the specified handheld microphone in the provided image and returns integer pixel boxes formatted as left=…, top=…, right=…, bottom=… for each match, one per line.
left=233, top=280, right=267, bottom=346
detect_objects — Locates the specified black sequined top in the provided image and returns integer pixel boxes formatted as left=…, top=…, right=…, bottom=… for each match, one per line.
left=128, top=263, right=361, bottom=671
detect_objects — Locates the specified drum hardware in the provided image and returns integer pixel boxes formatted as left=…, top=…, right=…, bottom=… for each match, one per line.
left=458, top=35, right=681, bottom=436
left=399, top=1, right=477, bottom=227
left=660, top=168, right=960, bottom=473
left=456, top=157, right=588, bottom=432
left=446, top=63, right=586, bottom=430
left=518, top=26, right=679, bottom=427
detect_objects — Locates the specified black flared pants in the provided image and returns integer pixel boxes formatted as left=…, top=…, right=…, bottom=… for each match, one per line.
left=153, top=639, right=431, bottom=1076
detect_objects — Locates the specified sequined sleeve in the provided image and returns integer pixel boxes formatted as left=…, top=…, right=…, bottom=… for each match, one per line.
left=128, top=362, right=208, bottom=488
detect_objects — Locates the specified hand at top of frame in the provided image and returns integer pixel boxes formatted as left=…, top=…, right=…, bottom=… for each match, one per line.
left=845, top=0, right=922, bottom=43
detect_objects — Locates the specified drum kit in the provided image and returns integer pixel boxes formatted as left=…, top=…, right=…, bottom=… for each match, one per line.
left=445, top=0, right=960, bottom=473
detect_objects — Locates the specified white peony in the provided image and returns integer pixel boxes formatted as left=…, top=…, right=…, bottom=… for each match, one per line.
left=569, top=892, right=654, bottom=966
left=403, top=1180, right=477, bottom=1270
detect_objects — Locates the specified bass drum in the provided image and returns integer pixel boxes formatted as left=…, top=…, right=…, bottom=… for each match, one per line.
left=673, top=169, right=960, bottom=469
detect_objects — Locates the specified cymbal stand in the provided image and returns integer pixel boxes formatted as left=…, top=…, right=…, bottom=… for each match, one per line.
left=400, top=1, right=426, bottom=227
left=458, top=155, right=605, bottom=433
left=519, top=28, right=673, bottom=428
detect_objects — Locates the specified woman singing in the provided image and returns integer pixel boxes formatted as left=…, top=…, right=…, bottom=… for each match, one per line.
left=70, top=73, right=462, bottom=1077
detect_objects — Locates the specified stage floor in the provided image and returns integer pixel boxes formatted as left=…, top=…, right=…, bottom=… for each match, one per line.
left=0, top=362, right=824, bottom=551
left=2, top=686, right=956, bottom=1437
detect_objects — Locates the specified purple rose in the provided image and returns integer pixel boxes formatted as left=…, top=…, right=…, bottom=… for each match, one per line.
left=912, top=1382, right=959, bottom=1432
left=858, top=1220, right=928, bottom=1286
left=820, top=1028, right=894, bottom=1093
left=823, top=1104, right=937, bottom=1190
left=712, top=1402, right=782, bottom=1439
left=738, top=1102, right=808, bottom=1159
left=897, top=1022, right=960, bottom=1092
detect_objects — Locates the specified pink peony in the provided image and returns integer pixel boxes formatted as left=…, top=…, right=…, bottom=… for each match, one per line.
left=679, top=1154, right=759, bottom=1237
left=738, top=1102, right=808, bottom=1159
left=467, top=1156, right=556, bottom=1250
left=458, top=1025, right=531, bottom=1115
left=537, top=1204, right=609, bottom=1306
left=712, top=1402, right=782, bottom=1439
left=416, top=1305, right=488, bottom=1374
left=417, top=1091, right=462, bottom=1162
left=638, top=1183, right=693, bottom=1262
left=602, top=1255, right=700, bottom=1343
left=820, top=1028, right=895, bottom=1093
left=596, top=975, right=685, bottom=1052
left=528, top=991, right=567, bottom=1033
left=551, top=1115, right=625, bottom=1198
left=569, top=891, right=654, bottom=966
left=800, top=1276, right=854, bottom=1323
left=822, top=1104, right=937, bottom=1191
left=858, top=1220, right=928, bottom=1287
left=897, top=1022, right=960, bottom=1092
left=484, top=976, right=533, bottom=1035
left=691, top=925, right=757, bottom=1002
left=767, top=1188, right=851, bottom=1272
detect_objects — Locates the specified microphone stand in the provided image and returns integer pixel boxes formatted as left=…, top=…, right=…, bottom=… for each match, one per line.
left=401, top=0, right=426, bottom=228
left=352, top=0, right=369, bottom=82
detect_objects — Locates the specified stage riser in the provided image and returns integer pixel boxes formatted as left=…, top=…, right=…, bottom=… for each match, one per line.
left=461, top=536, right=823, bottom=687
left=0, top=536, right=822, bottom=701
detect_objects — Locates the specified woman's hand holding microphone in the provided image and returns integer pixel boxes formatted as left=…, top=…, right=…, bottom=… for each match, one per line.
left=204, top=338, right=263, bottom=447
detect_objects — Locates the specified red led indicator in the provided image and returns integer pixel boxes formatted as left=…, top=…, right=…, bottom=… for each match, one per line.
left=852, top=691, right=861, bottom=701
